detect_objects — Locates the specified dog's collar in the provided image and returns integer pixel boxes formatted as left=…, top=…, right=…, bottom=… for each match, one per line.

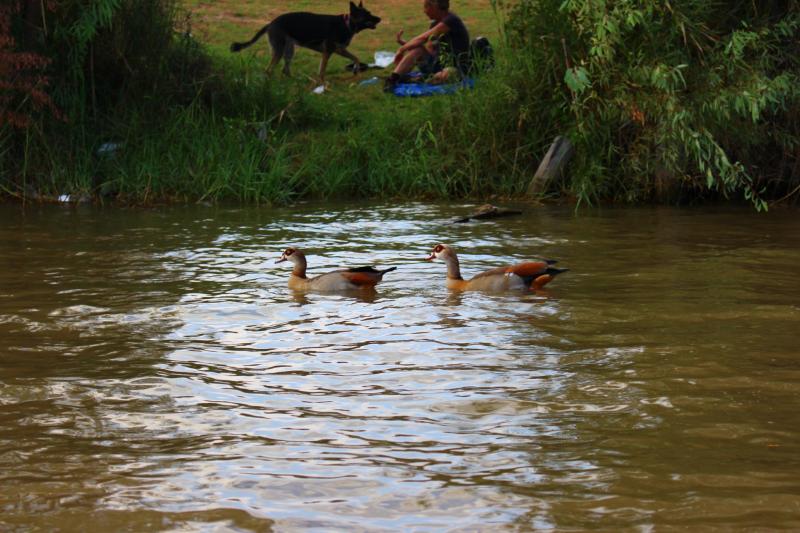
left=343, top=13, right=351, bottom=31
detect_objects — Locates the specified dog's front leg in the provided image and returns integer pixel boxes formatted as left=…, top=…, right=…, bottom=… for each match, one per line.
left=336, top=48, right=363, bottom=74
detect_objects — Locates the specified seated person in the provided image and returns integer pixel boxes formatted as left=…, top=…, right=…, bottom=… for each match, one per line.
left=384, top=0, right=470, bottom=92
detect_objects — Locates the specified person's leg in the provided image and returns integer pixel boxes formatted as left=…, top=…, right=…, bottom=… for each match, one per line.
left=384, top=47, right=428, bottom=92
left=393, top=47, right=427, bottom=76
left=384, top=41, right=443, bottom=92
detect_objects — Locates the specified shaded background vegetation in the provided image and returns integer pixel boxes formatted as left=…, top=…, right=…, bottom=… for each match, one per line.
left=1, top=0, right=798, bottom=208
left=499, top=0, right=800, bottom=208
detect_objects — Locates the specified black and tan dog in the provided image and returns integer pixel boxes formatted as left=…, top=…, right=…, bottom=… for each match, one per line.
left=230, top=2, right=381, bottom=84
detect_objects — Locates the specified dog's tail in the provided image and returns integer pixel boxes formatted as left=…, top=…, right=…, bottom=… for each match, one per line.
left=230, top=23, right=271, bottom=53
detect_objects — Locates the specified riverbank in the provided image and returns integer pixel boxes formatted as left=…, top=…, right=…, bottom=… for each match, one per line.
left=1, top=1, right=797, bottom=208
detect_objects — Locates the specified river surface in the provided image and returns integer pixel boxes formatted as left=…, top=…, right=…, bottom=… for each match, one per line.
left=1, top=202, right=799, bottom=531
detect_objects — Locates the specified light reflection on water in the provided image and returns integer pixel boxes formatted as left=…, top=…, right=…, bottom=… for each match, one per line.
left=1, top=202, right=800, bottom=530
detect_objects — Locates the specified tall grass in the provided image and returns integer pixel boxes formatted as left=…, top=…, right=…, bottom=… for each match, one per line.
left=5, top=43, right=556, bottom=204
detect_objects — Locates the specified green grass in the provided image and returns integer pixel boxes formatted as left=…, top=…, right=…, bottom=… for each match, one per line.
left=184, top=0, right=501, bottom=88
left=86, top=51, right=550, bottom=205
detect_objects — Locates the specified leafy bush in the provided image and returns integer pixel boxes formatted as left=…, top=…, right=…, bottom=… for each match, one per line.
left=0, top=0, right=245, bottom=199
left=0, top=1, right=59, bottom=129
left=499, top=0, right=800, bottom=208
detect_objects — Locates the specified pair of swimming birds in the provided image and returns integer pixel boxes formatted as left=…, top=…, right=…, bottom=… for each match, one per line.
left=276, top=244, right=568, bottom=292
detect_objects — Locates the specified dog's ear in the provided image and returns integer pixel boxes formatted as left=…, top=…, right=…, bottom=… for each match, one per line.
left=359, top=1, right=364, bottom=7
left=350, top=1, right=357, bottom=11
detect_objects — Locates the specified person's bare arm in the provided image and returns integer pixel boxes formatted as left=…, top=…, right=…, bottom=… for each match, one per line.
left=394, top=22, right=450, bottom=62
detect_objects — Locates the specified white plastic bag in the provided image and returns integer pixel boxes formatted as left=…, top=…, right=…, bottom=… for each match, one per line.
left=373, top=51, right=394, bottom=68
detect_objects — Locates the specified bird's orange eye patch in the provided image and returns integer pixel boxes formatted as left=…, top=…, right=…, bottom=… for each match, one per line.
left=434, top=245, right=444, bottom=253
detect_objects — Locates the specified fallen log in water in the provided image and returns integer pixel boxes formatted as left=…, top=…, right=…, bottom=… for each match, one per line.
left=453, top=204, right=523, bottom=223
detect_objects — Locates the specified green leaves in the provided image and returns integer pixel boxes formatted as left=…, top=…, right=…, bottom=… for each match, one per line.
left=503, top=0, right=799, bottom=208
left=564, top=66, right=591, bottom=94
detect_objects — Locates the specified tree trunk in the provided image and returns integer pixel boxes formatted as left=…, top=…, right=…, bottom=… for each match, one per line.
left=527, top=136, right=574, bottom=197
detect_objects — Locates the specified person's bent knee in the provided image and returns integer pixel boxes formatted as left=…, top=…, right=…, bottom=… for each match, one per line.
left=406, top=47, right=428, bottom=60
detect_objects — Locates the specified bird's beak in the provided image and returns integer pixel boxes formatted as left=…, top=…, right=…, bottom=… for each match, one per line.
left=276, top=257, right=286, bottom=264
left=425, top=253, right=436, bottom=261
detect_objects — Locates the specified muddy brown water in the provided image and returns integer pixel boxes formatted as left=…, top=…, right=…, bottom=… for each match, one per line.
left=1, top=202, right=799, bottom=531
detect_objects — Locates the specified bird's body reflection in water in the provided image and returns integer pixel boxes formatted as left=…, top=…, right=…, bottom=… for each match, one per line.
left=289, top=288, right=378, bottom=305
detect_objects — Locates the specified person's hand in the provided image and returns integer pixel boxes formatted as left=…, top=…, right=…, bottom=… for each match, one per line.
left=396, top=29, right=405, bottom=45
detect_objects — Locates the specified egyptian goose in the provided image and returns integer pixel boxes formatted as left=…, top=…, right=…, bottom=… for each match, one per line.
left=277, top=247, right=396, bottom=291
left=426, top=244, right=567, bottom=291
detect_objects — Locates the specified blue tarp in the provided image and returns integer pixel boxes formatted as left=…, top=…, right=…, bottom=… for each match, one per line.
left=392, top=78, right=475, bottom=97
